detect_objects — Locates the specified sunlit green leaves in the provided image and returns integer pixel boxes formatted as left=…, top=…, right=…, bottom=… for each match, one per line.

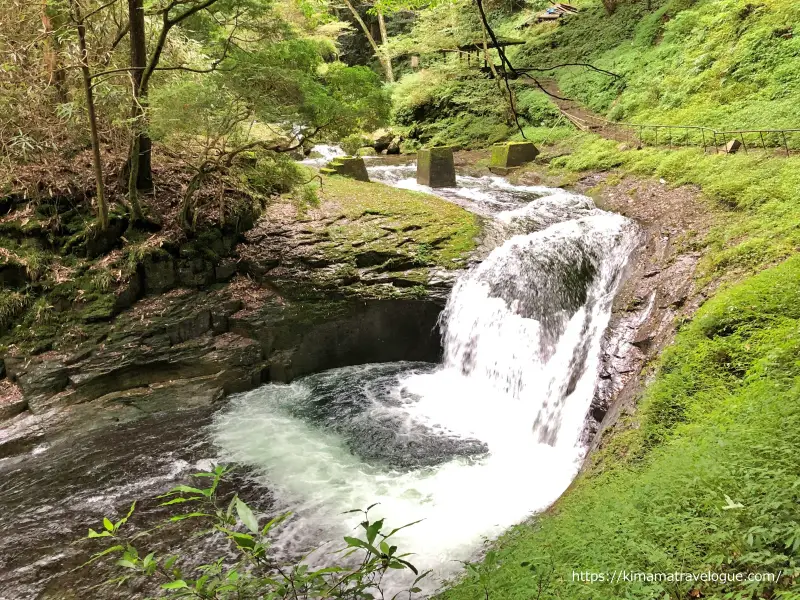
left=83, top=468, right=424, bottom=598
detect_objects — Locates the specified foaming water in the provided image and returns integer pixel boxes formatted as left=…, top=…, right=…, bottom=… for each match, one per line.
left=301, top=144, right=346, bottom=166
left=211, top=166, right=639, bottom=592
left=367, top=163, right=553, bottom=216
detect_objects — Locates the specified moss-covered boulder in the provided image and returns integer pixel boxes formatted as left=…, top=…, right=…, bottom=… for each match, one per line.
left=416, top=146, right=456, bottom=188
left=321, top=156, right=370, bottom=182
left=489, top=141, right=540, bottom=174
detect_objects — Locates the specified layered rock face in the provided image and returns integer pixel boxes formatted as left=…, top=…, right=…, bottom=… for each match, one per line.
left=0, top=183, right=475, bottom=457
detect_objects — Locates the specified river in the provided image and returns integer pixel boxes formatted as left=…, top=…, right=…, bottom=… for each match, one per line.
left=0, top=152, right=637, bottom=598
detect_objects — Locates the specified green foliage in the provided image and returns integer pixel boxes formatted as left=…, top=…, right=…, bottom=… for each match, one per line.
left=0, top=290, right=30, bottom=330
left=548, top=135, right=800, bottom=279
left=83, top=466, right=429, bottom=598
left=443, top=256, right=800, bottom=600
left=340, top=133, right=371, bottom=155
left=243, top=153, right=310, bottom=196
left=391, top=63, right=514, bottom=148
left=514, top=89, right=562, bottom=128
left=508, top=0, right=800, bottom=131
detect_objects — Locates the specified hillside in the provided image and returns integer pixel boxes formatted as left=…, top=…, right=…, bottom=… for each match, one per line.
left=386, top=1, right=800, bottom=598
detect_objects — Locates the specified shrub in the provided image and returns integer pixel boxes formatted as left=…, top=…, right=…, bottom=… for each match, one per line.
left=82, top=466, right=428, bottom=599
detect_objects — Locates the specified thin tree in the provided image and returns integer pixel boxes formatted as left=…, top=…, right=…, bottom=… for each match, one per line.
left=70, top=0, right=109, bottom=230
left=341, top=0, right=394, bottom=82
left=127, top=0, right=147, bottom=221
left=376, top=9, right=394, bottom=82
left=125, top=0, right=227, bottom=212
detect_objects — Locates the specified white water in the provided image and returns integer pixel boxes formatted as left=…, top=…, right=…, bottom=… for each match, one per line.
left=211, top=156, right=638, bottom=593
left=300, top=143, right=346, bottom=166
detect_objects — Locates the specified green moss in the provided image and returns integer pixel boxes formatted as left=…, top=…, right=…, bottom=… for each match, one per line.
left=442, top=256, right=800, bottom=600
left=316, top=177, right=480, bottom=269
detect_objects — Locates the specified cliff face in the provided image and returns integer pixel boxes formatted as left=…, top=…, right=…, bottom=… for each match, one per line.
left=0, top=177, right=479, bottom=458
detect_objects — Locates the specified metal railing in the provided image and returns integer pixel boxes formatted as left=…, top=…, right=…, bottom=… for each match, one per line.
left=562, top=110, right=800, bottom=157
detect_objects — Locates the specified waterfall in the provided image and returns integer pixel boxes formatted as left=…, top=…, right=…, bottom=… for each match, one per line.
left=210, top=165, right=639, bottom=592
left=440, top=212, right=637, bottom=446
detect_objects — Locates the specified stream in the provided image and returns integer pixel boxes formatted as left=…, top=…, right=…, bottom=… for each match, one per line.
left=0, top=151, right=638, bottom=598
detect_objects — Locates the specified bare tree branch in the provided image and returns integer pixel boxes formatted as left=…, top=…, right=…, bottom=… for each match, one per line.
left=83, top=0, right=122, bottom=21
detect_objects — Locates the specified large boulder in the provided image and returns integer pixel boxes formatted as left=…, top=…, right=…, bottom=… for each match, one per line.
left=371, top=128, right=394, bottom=153
left=387, top=136, right=402, bottom=155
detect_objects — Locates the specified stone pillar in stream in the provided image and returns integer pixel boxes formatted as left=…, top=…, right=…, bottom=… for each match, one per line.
left=416, top=146, right=456, bottom=188
left=489, top=141, right=540, bottom=175
left=320, top=156, right=370, bottom=182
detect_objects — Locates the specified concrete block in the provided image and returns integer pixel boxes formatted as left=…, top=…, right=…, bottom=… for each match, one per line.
left=724, top=139, right=742, bottom=154
left=489, top=141, right=540, bottom=171
left=323, top=156, right=370, bottom=182
left=416, top=146, right=456, bottom=188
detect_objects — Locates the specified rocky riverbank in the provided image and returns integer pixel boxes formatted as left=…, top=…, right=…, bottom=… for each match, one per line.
left=0, top=175, right=479, bottom=458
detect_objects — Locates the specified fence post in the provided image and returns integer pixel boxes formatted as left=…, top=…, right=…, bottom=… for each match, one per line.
left=760, top=131, right=767, bottom=151
left=740, top=133, right=747, bottom=154
left=701, top=129, right=707, bottom=153
left=782, top=131, right=790, bottom=157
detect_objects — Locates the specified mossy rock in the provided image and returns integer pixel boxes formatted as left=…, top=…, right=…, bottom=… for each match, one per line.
left=357, top=147, right=378, bottom=157
left=416, top=146, right=456, bottom=188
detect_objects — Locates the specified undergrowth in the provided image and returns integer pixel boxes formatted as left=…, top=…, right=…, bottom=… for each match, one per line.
left=546, top=134, right=800, bottom=280
left=505, top=0, right=800, bottom=137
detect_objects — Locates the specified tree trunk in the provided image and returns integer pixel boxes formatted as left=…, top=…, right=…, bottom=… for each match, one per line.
left=74, top=5, right=109, bottom=230
left=376, top=10, right=394, bottom=83
left=179, top=170, right=206, bottom=231
left=342, top=0, right=394, bottom=82
left=128, top=0, right=152, bottom=198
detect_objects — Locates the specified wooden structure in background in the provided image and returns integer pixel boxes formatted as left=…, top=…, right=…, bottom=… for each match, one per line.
left=535, top=3, right=579, bottom=23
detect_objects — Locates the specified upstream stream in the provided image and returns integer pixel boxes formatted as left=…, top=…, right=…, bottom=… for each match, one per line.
left=0, top=153, right=638, bottom=598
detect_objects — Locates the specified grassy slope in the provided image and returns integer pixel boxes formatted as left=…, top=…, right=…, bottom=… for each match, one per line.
left=434, top=1, right=800, bottom=598
left=549, top=137, right=800, bottom=280
left=507, top=0, right=800, bottom=131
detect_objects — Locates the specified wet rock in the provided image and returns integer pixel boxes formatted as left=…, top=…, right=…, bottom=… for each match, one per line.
left=215, top=259, right=238, bottom=282
left=167, top=310, right=212, bottom=345
left=177, top=258, right=215, bottom=288
left=0, top=262, right=28, bottom=288
left=7, top=359, right=70, bottom=413
left=113, top=271, right=143, bottom=311
left=355, top=250, right=396, bottom=268
left=578, top=175, right=712, bottom=451
left=371, top=128, right=394, bottom=153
